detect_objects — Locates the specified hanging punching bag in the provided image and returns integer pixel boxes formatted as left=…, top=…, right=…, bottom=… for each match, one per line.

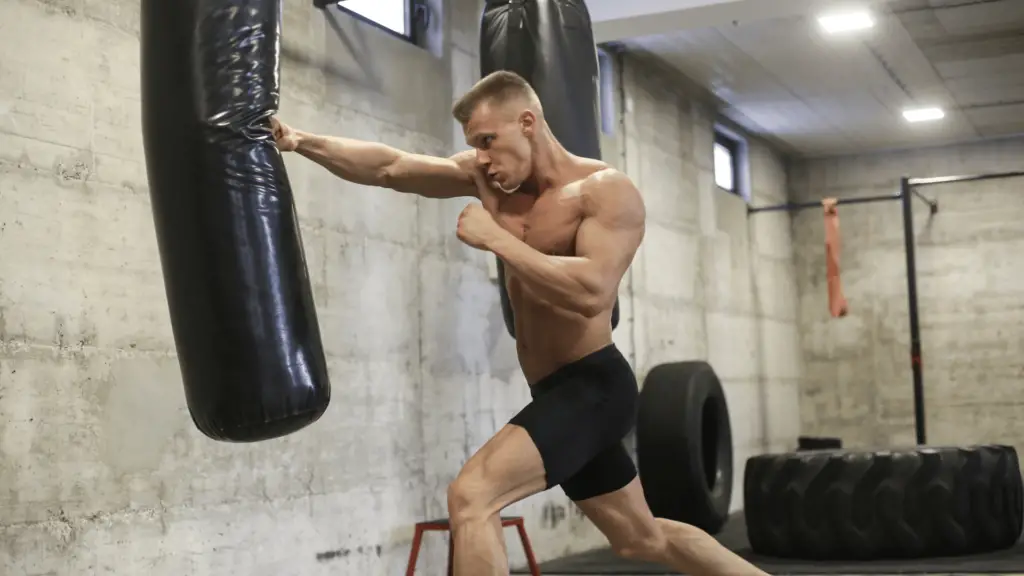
left=140, top=0, right=331, bottom=442
left=480, top=0, right=620, bottom=338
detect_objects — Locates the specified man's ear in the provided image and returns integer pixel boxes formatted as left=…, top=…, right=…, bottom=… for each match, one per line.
left=519, top=110, right=536, bottom=135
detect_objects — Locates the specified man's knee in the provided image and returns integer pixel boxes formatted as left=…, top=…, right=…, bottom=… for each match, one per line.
left=611, top=526, right=668, bottom=563
left=446, top=472, right=495, bottom=526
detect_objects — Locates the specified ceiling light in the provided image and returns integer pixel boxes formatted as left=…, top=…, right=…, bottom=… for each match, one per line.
left=818, top=11, right=875, bottom=33
left=903, top=107, right=945, bottom=123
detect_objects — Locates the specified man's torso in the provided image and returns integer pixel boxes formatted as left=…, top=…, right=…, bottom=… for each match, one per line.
left=471, top=159, right=619, bottom=384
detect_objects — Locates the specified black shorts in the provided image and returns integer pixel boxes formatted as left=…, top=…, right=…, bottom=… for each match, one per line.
left=509, top=344, right=639, bottom=502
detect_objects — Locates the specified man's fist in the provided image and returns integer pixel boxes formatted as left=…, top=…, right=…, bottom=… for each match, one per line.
left=457, top=202, right=503, bottom=251
left=270, top=116, right=299, bottom=152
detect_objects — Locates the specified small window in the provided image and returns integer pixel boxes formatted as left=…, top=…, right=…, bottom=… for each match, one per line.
left=714, top=141, right=734, bottom=191
left=714, top=130, right=741, bottom=195
left=336, top=0, right=411, bottom=38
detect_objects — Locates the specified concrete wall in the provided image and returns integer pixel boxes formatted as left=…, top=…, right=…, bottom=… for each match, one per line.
left=0, top=1, right=802, bottom=574
left=0, top=0, right=501, bottom=573
left=609, top=53, right=803, bottom=513
left=789, top=136, right=1024, bottom=455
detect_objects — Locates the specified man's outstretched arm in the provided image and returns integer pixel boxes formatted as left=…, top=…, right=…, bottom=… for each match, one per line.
left=274, top=118, right=479, bottom=199
left=486, top=170, right=646, bottom=317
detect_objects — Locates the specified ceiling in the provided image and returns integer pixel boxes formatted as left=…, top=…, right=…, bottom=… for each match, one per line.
left=588, top=0, right=1024, bottom=158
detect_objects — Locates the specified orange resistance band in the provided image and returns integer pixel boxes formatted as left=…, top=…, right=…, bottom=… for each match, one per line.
left=823, top=198, right=848, bottom=318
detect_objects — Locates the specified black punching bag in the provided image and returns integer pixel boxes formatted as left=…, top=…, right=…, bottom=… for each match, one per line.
left=480, top=0, right=620, bottom=339
left=140, top=0, right=331, bottom=442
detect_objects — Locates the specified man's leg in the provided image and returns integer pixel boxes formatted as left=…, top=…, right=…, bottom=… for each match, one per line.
left=575, top=476, right=769, bottom=576
left=447, top=423, right=548, bottom=576
left=447, top=344, right=636, bottom=574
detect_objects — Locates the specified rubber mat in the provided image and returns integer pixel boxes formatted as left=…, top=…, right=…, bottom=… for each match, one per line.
left=514, top=514, right=1024, bottom=575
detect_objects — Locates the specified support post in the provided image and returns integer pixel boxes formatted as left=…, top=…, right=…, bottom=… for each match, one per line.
left=901, top=177, right=926, bottom=445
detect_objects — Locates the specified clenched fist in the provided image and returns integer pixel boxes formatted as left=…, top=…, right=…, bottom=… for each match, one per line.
left=270, top=116, right=299, bottom=152
left=457, top=202, right=503, bottom=251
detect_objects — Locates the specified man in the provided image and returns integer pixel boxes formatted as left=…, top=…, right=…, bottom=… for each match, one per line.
left=272, top=71, right=767, bottom=576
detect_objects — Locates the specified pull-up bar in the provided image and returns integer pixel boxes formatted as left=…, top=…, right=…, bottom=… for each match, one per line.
left=748, top=170, right=1024, bottom=446
left=747, top=190, right=937, bottom=214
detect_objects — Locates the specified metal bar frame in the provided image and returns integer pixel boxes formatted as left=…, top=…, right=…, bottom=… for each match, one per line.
left=746, top=193, right=901, bottom=214
left=747, top=170, right=1024, bottom=445
left=900, top=177, right=925, bottom=445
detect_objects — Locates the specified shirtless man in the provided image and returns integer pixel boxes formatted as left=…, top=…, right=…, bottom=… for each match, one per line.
left=272, top=71, right=767, bottom=576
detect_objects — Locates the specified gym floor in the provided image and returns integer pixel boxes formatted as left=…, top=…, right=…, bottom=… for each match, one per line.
left=4, top=0, right=1024, bottom=574
left=516, top=512, right=1024, bottom=575
left=517, top=565, right=1007, bottom=574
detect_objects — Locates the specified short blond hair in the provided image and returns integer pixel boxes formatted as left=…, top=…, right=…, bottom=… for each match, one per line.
left=452, top=71, right=540, bottom=125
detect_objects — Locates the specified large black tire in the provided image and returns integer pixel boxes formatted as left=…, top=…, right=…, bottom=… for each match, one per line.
left=636, top=361, right=733, bottom=534
left=744, top=445, right=1024, bottom=560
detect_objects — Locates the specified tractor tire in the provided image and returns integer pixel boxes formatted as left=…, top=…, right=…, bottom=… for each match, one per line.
left=744, top=445, right=1024, bottom=560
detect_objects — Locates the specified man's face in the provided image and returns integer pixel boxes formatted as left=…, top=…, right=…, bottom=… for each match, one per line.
left=464, top=100, right=535, bottom=193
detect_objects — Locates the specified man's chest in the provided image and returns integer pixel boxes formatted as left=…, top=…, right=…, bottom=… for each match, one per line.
left=483, top=187, right=584, bottom=257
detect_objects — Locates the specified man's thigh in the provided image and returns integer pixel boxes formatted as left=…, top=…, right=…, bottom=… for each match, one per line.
left=560, top=441, right=638, bottom=502
left=454, top=373, right=612, bottom=514
left=454, top=423, right=549, bottom=514
left=510, top=374, right=634, bottom=492
left=573, top=475, right=661, bottom=549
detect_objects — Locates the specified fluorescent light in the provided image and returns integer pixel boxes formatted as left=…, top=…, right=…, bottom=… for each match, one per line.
left=818, top=11, right=875, bottom=33
left=903, top=107, right=946, bottom=123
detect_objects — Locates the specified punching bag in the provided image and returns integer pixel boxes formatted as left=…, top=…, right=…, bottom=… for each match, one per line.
left=480, top=0, right=620, bottom=339
left=140, top=0, right=331, bottom=442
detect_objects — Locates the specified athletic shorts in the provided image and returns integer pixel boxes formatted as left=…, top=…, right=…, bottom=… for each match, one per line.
left=509, top=344, right=639, bottom=502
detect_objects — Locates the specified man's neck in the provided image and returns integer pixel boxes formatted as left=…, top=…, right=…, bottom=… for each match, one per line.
left=523, top=129, right=574, bottom=195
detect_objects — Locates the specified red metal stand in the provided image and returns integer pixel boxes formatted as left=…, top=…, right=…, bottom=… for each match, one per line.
left=405, top=516, right=541, bottom=575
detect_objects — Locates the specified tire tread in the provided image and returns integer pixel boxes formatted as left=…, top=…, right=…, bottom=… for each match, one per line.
left=744, top=445, right=1024, bottom=560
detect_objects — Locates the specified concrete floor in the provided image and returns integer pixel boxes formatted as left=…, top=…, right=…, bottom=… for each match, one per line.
left=523, top=568, right=1024, bottom=575
left=518, top=560, right=1024, bottom=575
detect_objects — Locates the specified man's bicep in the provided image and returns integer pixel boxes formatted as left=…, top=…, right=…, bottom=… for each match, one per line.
left=385, top=151, right=479, bottom=198
left=576, top=178, right=646, bottom=274
left=575, top=220, right=643, bottom=284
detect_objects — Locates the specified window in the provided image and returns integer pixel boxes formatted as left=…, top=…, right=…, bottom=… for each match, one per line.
left=335, top=0, right=411, bottom=38
left=714, top=139, right=735, bottom=191
left=713, top=129, right=743, bottom=196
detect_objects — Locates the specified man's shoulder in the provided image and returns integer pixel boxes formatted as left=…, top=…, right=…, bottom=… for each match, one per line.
left=575, top=165, right=644, bottom=223
left=578, top=166, right=639, bottom=202
left=450, top=149, right=479, bottom=173
left=581, top=166, right=632, bottom=188
left=450, top=150, right=488, bottom=196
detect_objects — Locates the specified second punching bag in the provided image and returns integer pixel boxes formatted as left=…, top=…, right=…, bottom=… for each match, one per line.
left=480, top=0, right=621, bottom=339
left=140, top=0, right=331, bottom=442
